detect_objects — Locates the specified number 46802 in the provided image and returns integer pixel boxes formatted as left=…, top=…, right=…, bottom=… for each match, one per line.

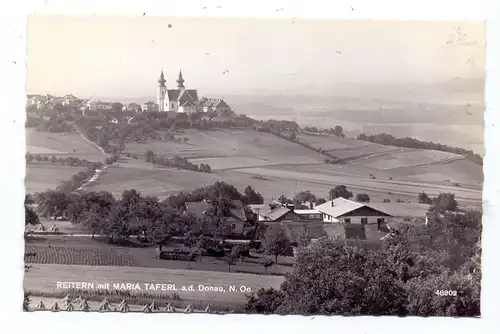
left=435, top=290, right=457, bottom=296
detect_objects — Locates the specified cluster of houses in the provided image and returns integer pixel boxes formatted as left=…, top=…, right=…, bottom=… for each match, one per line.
left=181, top=195, right=431, bottom=244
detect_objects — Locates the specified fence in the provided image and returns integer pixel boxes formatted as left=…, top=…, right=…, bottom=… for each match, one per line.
left=25, top=295, right=236, bottom=314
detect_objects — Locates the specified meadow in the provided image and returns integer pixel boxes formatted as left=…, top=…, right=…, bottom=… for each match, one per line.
left=25, top=164, right=87, bottom=193
left=24, top=263, right=285, bottom=304
left=26, top=128, right=107, bottom=162
left=124, top=129, right=326, bottom=169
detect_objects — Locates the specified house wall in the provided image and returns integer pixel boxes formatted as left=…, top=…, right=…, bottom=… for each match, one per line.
left=275, top=211, right=303, bottom=223
left=336, top=215, right=389, bottom=225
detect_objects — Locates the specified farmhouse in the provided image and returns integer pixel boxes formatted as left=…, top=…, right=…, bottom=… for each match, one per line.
left=314, top=197, right=392, bottom=225
left=183, top=200, right=246, bottom=236
left=199, top=97, right=232, bottom=115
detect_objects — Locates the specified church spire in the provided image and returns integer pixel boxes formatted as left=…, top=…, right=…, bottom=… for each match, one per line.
left=158, top=69, right=166, bottom=87
left=176, top=69, right=185, bottom=89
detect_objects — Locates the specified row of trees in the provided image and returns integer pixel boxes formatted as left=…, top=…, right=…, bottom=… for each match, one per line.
left=418, top=192, right=458, bottom=212
left=26, top=153, right=95, bottom=168
left=276, top=187, right=371, bottom=209
left=144, top=150, right=212, bottom=173
left=357, top=132, right=483, bottom=165
left=302, top=125, right=346, bottom=138
left=29, top=181, right=265, bottom=243
left=246, top=209, right=482, bottom=316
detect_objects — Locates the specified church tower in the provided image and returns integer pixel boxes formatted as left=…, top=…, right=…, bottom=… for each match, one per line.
left=176, top=70, right=185, bottom=91
left=157, top=69, right=167, bottom=112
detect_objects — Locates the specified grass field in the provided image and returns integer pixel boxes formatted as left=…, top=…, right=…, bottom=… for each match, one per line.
left=123, top=129, right=325, bottom=170
left=25, top=164, right=87, bottom=193
left=24, top=263, right=285, bottom=304
left=26, top=128, right=107, bottom=162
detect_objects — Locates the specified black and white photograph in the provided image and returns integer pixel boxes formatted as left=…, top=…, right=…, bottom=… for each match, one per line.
left=22, top=16, right=484, bottom=317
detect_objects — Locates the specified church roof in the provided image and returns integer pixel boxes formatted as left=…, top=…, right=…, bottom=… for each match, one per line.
left=167, top=89, right=199, bottom=103
left=167, top=89, right=181, bottom=101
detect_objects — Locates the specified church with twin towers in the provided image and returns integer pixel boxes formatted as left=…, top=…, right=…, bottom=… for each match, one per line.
left=155, top=69, right=232, bottom=115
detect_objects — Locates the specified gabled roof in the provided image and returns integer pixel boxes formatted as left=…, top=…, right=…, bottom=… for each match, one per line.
left=315, top=198, right=393, bottom=218
left=258, top=205, right=291, bottom=221
left=167, top=89, right=181, bottom=101
left=229, top=207, right=247, bottom=221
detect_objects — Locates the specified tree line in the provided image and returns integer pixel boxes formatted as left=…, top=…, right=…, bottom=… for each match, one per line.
left=144, top=150, right=212, bottom=173
left=26, top=153, right=95, bottom=168
left=356, top=132, right=483, bottom=165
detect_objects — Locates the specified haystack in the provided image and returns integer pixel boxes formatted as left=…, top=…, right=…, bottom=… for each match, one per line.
left=184, top=304, right=193, bottom=313
left=150, top=300, right=159, bottom=311
left=61, top=294, right=71, bottom=305
left=35, top=300, right=46, bottom=309
left=142, top=304, right=152, bottom=313
left=34, top=223, right=46, bottom=232
left=164, top=303, right=175, bottom=313
left=98, top=298, right=111, bottom=312
left=65, top=303, right=74, bottom=311
left=49, top=224, right=60, bottom=233
left=49, top=301, right=60, bottom=311
left=80, top=299, right=90, bottom=312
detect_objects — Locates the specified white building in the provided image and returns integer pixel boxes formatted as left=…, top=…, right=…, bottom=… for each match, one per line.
left=314, top=197, right=393, bottom=226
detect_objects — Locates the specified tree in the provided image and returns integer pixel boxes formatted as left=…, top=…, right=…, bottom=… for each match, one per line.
left=293, top=190, right=317, bottom=204
left=329, top=185, right=353, bottom=200
left=246, top=288, right=284, bottom=314
left=25, top=204, right=39, bottom=226
left=144, top=149, right=155, bottom=163
left=254, top=237, right=408, bottom=315
left=34, top=190, right=75, bottom=218
left=316, top=198, right=326, bottom=205
left=417, top=191, right=433, bottom=205
left=431, top=193, right=458, bottom=212
left=244, top=185, right=264, bottom=204
left=111, top=102, right=124, bottom=113
left=355, top=193, right=370, bottom=203
left=262, top=224, right=291, bottom=263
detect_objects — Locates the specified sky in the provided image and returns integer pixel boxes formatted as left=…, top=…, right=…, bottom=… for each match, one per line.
left=26, top=16, right=485, bottom=99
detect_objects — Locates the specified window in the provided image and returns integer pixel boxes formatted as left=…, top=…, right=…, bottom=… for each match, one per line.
left=344, top=218, right=351, bottom=224
left=361, top=218, right=368, bottom=224
left=231, top=223, right=236, bottom=229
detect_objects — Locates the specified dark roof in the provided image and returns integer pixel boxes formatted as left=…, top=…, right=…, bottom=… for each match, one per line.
left=229, top=207, right=247, bottom=221
left=259, top=205, right=291, bottom=221
left=167, top=89, right=181, bottom=100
